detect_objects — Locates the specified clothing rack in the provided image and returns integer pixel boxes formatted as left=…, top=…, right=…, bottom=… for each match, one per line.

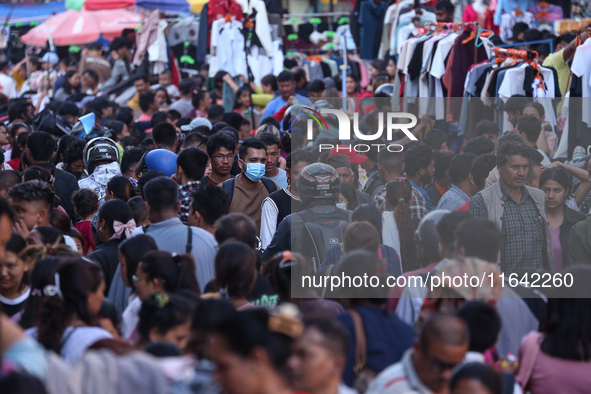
left=498, top=38, right=554, bottom=53
left=493, top=47, right=538, bottom=60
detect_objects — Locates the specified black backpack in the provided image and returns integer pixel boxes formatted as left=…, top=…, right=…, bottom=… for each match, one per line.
left=293, top=208, right=351, bottom=272
left=32, top=108, right=73, bottom=137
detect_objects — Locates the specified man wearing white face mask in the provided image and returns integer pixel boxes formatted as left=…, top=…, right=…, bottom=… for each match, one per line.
left=222, top=138, right=279, bottom=233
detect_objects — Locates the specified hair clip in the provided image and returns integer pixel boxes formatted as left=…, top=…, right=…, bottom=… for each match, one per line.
left=172, top=253, right=183, bottom=266
left=129, top=178, right=138, bottom=188
left=219, top=285, right=230, bottom=299
left=43, top=273, right=63, bottom=300
left=155, top=292, right=169, bottom=308
left=399, top=176, right=406, bottom=183
left=398, top=198, right=405, bottom=203
left=268, top=303, right=303, bottom=339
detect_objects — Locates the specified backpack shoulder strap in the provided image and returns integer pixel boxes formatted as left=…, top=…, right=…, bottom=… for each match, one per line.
left=186, top=226, right=193, bottom=254
left=221, top=179, right=236, bottom=210
left=261, top=178, right=277, bottom=194
left=349, top=310, right=368, bottom=373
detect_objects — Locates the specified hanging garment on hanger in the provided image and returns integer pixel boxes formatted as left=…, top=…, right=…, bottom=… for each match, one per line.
left=133, top=10, right=160, bottom=67
left=447, top=29, right=490, bottom=118
left=494, top=0, right=535, bottom=25
left=527, top=3, right=563, bottom=22
left=462, top=5, right=499, bottom=35
left=359, top=0, right=387, bottom=59
left=388, top=0, right=414, bottom=55
left=148, top=19, right=169, bottom=75
left=393, top=9, right=437, bottom=55
left=218, top=21, right=247, bottom=77
left=208, top=0, right=243, bottom=23
left=168, top=17, right=200, bottom=47
left=570, top=39, right=591, bottom=127
left=234, top=0, right=273, bottom=55
left=379, top=3, right=398, bottom=58
left=196, top=4, right=209, bottom=64
left=335, top=24, right=357, bottom=51
left=500, top=10, right=536, bottom=41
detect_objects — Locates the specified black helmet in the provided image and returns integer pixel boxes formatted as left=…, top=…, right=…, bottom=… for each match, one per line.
left=414, top=209, right=450, bottom=245
left=83, top=137, right=120, bottom=171
left=375, top=83, right=395, bottom=97
left=297, top=163, right=340, bottom=201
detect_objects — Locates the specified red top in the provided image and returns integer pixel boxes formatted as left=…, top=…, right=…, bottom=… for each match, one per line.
left=457, top=200, right=471, bottom=211
left=75, top=220, right=96, bottom=255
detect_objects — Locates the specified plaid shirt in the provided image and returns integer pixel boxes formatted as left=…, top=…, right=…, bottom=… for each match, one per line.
left=469, top=185, right=545, bottom=274
left=178, top=181, right=200, bottom=225
left=373, top=183, right=427, bottom=220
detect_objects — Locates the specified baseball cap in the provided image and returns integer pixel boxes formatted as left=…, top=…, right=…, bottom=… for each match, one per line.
left=326, top=154, right=351, bottom=169
left=180, top=117, right=212, bottom=132
left=40, top=52, right=59, bottom=65
left=328, top=145, right=368, bottom=164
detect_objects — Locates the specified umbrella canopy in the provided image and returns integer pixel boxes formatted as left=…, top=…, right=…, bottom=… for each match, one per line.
left=0, top=2, right=66, bottom=26
left=21, top=9, right=142, bottom=46
left=85, top=0, right=136, bottom=11
left=136, top=0, right=190, bottom=13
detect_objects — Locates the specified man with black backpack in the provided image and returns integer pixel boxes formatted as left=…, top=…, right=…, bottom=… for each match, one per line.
left=263, top=163, right=351, bottom=271
left=222, top=138, right=279, bottom=233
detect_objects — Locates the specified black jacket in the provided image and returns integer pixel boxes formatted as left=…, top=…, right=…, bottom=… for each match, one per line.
left=87, top=239, right=123, bottom=295
left=28, top=162, right=79, bottom=219
left=559, top=205, right=585, bottom=267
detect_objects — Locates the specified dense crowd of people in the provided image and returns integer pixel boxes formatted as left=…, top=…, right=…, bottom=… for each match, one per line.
left=0, top=21, right=590, bottom=394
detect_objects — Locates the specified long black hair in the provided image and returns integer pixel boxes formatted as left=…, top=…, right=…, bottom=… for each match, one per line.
left=215, top=241, right=257, bottom=299
left=539, top=166, right=573, bottom=199
left=212, top=309, right=298, bottom=377
left=139, top=251, right=200, bottom=295
left=18, top=247, right=80, bottom=329
left=118, top=235, right=158, bottom=291
left=61, top=70, right=80, bottom=95
left=37, top=259, right=103, bottom=353
left=98, top=199, right=134, bottom=240
left=6, top=234, right=28, bottom=292
left=137, top=292, right=193, bottom=346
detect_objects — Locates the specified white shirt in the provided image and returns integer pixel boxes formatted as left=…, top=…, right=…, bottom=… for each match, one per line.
left=260, top=187, right=299, bottom=250
left=0, top=72, right=17, bottom=99
left=367, top=349, right=432, bottom=394
left=121, top=294, right=142, bottom=341
left=26, top=326, right=112, bottom=362
left=571, top=39, right=591, bottom=127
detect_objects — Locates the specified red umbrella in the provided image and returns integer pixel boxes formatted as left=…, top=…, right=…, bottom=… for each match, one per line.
left=84, top=0, right=136, bottom=11
left=21, top=9, right=142, bottom=46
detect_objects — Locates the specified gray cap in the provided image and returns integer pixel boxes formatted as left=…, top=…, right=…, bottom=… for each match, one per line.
left=181, top=117, right=212, bottom=132
left=327, top=154, right=351, bottom=169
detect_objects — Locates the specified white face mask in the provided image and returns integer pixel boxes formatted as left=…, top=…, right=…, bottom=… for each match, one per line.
left=336, top=202, right=348, bottom=210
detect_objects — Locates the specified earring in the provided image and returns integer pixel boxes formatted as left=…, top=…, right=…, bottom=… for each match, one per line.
left=99, top=227, right=104, bottom=232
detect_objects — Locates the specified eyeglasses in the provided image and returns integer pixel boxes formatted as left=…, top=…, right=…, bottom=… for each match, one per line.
left=211, top=154, right=235, bottom=162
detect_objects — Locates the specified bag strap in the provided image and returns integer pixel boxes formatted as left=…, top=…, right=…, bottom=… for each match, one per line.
left=186, top=226, right=193, bottom=254
left=261, top=177, right=277, bottom=194
left=221, top=179, right=235, bottom=212
left=320, top=264, right=335, bottom=299
left=350, top=310, right=368, bottom=374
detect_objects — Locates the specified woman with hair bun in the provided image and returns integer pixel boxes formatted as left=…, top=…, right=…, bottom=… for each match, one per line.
left=29, top=259, right=111, bottom=362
